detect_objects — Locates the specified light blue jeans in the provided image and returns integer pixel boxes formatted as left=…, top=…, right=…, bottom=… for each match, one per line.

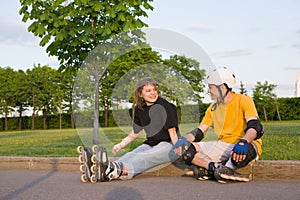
left=117, top=142, right=179, bottom=179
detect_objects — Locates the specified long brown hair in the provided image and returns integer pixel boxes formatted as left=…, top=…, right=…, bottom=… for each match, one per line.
left=134, top=77, right=161, bottom=110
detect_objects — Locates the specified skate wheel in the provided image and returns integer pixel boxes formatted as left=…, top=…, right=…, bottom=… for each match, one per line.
left=81, top=174, right=88, bottom=183
left=80, top=165, right=85, bottom=173
left=77, top=146, right=83, bottom=154
left=91, top=155, right=97, bottom=163
left=92, top=145, right=98, bottom=153
left=91, top=165, right=97, bottom=173
left=78, top=155, right=84, bottom=163
left=90, top=175, right=97, bottom=183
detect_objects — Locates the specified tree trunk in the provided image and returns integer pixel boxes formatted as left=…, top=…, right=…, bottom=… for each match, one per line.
left=93, top=78, right=100, bottom=145
left=43, top=108, right=47, bottom=129
left=31, top=112, right=35, bottom=130
left=274, top=97, right=281, bottom=121
left=262, top=106, right=268, bottom=122
left=18, top=110, right=22, bottom=131
left=59, top=110, right=62, bottom=129
left=70, top=112, right=74, bottom=129
left=69, top=101, right=74, bottom=129
left=32, top=94, right=35, bottom=130
left=4, top=111, right=8, bottom=131
left=104, top=105, right=108, bottom=127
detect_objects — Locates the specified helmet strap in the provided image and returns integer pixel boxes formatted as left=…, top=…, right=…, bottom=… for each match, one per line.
left=211, top=85, right=230, bottom=111
left=216, top=85, right=230, bottom=103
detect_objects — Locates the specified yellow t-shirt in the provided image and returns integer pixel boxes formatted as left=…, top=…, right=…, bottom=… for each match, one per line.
left=201, top=93, right=262, bottom=155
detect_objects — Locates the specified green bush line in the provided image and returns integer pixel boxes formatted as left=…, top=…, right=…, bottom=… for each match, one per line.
left=0, top=121, right=299, bottom=160
left=1, top=98, right=300, bottom=131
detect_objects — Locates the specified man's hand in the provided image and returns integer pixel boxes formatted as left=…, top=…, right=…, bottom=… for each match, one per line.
left=231, top=139, right=248, bottom=162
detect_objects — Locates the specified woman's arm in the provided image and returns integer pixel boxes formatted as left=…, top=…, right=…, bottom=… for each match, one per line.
left=112, top=130, right=141, bottom=155
left=168, top=127, right=179, bottom=145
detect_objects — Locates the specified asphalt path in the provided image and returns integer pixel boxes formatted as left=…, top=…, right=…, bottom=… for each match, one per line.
left=0, top=169, right=299, bottom=200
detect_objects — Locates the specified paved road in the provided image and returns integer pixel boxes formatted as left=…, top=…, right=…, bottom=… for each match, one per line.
left=1, top=169, right=299, bottom=200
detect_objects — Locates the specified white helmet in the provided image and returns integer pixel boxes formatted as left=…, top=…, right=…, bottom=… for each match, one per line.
left=205, top=67, right=236, bottom=88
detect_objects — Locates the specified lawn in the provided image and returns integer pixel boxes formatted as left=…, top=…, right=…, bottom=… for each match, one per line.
left=0, top=121, right=299, bottom=160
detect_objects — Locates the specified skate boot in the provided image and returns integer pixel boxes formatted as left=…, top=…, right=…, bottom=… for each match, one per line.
left=77, top=146, right=93, bottom=183
left=90, top=145, right=109, bottom=183
left=193, top=166, right=213, bottom=181
left=103, top=161, right=123, bottom=181
left=184, top=165, right=213, bottom=180
left=213, top=163, right=249, bottom=183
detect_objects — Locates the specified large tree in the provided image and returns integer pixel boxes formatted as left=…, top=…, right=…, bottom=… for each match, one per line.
left=13, top=69, right=30, bottom=130
left=253, top=81, right=278, bottom=121
left=162, top=55, right=206, bottom=106
left=0, top=67, right=16, bottom=131
left=19, top=0, right=154, bottom=144
left=26, top=65, right=60, bottom=130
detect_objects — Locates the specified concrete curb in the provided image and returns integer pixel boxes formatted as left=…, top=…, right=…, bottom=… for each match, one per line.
left=0, top=156, right=299, bottom=181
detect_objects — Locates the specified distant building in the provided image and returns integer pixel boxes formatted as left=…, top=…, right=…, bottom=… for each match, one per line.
left=296, top=71, right=300, bottom=97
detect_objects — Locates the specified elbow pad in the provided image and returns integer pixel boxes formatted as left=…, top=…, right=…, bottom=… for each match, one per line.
left=189, top=128, right=204, bottom=142
left=244, top=119, right=264, bottom=140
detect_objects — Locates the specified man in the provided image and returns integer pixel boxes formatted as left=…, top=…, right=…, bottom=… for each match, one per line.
left=174, top=67, right=264, bottom=183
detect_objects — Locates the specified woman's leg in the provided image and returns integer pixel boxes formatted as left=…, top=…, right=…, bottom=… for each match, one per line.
left=119, top=142, right=178, bottom=179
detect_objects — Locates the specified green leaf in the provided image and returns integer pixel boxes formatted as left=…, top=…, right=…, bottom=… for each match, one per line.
left=28, top=21, right=38, bottom=32
left=21, top=13, right=29, bottom=23
left=56, top=33, right=64, bottom=41
left=94, top=3, right=103, bottom=11
left=37, top=24, right=46, bottom=35
left=53, top=20, right=60, bottom=28
left=40, top=13, right=47, bottom=21
left=118, top=13, right=125, bottom=21
left=123, top=22, right=130, bottom=31
left=135, top=19, right=144, bottom=28
left=39, top=35, right=51, bottom=46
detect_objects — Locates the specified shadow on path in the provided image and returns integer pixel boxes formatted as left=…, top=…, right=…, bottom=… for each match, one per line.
left=1, top=158, right=60, bottom=200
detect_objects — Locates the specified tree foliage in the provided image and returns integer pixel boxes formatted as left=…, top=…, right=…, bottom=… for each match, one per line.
left=239, top=81, right=247, bottom=95
left=253, top=81, right=277, bottom=121
left=19, top=0, right=154, bottom=71
left=19, top=0, right=155, bottom=144
left=0, top=65, right=299, bottom=131
left=0, top=67, right=16, bottom=131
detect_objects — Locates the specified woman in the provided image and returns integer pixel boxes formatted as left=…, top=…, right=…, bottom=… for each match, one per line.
left=101, top=77, right=180, bottom=181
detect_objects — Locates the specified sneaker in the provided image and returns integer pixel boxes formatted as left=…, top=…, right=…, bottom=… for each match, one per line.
left=214, top=164, right=249, bottom=183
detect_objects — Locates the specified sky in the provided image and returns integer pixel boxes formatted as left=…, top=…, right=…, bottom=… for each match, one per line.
left=1, top=0, right=300, bottom=98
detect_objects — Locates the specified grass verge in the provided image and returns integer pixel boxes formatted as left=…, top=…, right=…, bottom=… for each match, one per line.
left=0, top=121, right=299, bottom=160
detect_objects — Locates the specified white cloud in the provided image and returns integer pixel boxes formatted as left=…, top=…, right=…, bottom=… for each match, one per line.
left=0, top=18, right=38, bottom=47
left=186, top=23, right=213, bottom=32
left=268, top=44, right=281, bottom=49
left=284, top=66, right=300, bottom=71
left=292, top=43, right=300, bottom=49
left=213, top=48, right=253, bottom=58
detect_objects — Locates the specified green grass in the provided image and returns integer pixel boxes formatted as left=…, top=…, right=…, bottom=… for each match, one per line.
left=0, top=121, right=299, bottom=160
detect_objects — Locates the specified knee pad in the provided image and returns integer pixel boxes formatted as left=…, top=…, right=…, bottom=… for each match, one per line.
left=231, top=143, right=257, bottom=168
left=182, top=143, right=197, bottom=165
